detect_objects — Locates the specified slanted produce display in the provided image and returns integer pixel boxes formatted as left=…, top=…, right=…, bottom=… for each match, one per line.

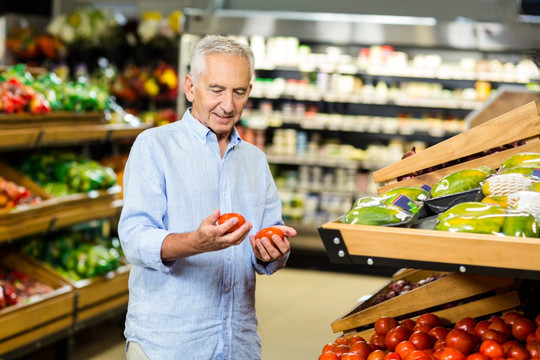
left=17, top=222, right=130, bottom=325
left=318, top=100, right=540, bottom=360
left=0, top=251, right=73, bottom=355
left=318, top=310, right=540, bottom=360
left=20, top=228, right=124, bottom=282
left=319, top=100, right=540, bottom=277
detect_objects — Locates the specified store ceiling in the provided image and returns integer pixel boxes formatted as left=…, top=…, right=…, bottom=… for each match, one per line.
left=182, top=5, right=540, bottom=52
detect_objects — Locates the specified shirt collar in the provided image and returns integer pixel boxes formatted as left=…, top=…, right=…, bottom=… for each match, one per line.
left=183, top=108, right=242, bottom=148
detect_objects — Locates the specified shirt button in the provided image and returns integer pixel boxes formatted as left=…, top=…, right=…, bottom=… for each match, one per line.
left=225, top=287, right=230, bottom=293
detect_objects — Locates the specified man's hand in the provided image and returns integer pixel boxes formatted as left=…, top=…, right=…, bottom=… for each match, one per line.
left=195, top=210, right=252, bottom=252
left=249, top=225, right=297, bottom=262
left=161, top=209, right=252, bottom=261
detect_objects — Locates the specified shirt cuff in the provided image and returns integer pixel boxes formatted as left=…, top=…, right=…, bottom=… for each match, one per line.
left=254, top=251, right=289, bottom=275
left=139, top=229, right=177, bottom=274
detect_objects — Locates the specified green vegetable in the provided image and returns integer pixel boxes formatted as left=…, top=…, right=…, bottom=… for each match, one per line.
left=341, top=204, right=411, bottom=226
left=430, top=168, right=493, bottom=198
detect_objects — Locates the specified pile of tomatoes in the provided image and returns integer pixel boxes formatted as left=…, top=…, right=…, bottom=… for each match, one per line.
left=319, top=312, right=540, bottom=360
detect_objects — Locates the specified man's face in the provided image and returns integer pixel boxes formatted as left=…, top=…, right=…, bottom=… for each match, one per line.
left=185, top=53, right=252, bottom=140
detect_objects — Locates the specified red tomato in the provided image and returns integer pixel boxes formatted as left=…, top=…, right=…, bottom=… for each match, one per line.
left=336, top=337, right=350, bottom=345
left=480, top=339, right=505, bottom=359
left=536, top=327, right=540, bottom=343
left=475, top=321, right=491, bottom=339
left=322, top=342, right=337, bottom=354
left=384, top=352, right=402, bottom=360
left=526, top=333, right=537, bottom=344
left=376, top=317, right=400, bottom=335
left=401, top=319, right=416, bottom=332
left=488, top=316, right=505, bottom=325
left=430, top=327, right=450, bottom=341
left=406, top=350, right=430, bottom=360
left=371, top=333, right=387, bottom=350
left=506, top=345, right=531, bottom=360
left=466, top=353, right=489, bottom=360
left=386, top=326, right=413, bottom=352
left=349, top=335, right=367, bottom=344
left=446, top=329, right=475, bottom=355
left=434, top=339, right=447, bottom=351
left=410, top=331, right=434, bottom=350
left=481, top=329, right=507, bottom=344
left=433, top=348, right=445, bottom=360
left=255, top=226, right=284, bottom=246
left=439, top=348, right=466, bottom=360
left=512, top=318, right=536, bottom=342
left=368, top=349, right=387, bottom=360
left=456, top=318, right=479, bottom=335
left=413, top=324, right=434, bottom=334
left=350, top=340, right=372, bottom=358
left=503, top=312, right=524, bottom=326
left=218, top=213, right=246, bottom=233
left=535, top=315, right=540, bottom=329
left=504, top=341, right=524, bottom=352
left=396, top=340, right=418, bottom=360
left=526, top=341, right=540, bottom=358
left=319, top=352, right=339, bottom=360
left=417, top=313, right=442, bottom=328
left=335, top=344, right=350, bottom=357
left=343, top=353, right=365, bottom=360
left=489, top=321, right=511, bottom=339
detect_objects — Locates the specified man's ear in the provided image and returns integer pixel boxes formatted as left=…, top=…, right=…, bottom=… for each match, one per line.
left=184, top=75, right=195, bottom=102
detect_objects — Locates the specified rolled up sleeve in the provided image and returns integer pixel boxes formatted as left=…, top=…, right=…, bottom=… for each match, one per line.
left=118, top=136, right=175, bottom=273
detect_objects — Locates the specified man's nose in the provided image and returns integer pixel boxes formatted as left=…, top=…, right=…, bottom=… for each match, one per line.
left=220, top=92, right=234, bottom=113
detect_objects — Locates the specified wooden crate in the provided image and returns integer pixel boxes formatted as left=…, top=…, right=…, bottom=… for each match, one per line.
left=0, top=162, right=122, bottom=243
left=374, top=100, right=540, bottom=193
left=331, top=269, right=518, bottom=338
left=24, top=254, right=131, bottom=324
left=70, top=264, right=130, bottom=323
left=0, top=111, right=105, bottom=130
left=319, top=100, right=540, bottom=279
left=0, top=252, right=74, bottom=355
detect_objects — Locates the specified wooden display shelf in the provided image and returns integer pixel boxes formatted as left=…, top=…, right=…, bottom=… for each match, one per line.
left=331, top=269, right=517, bottom=337
left=346, top=291, right=521, bottom=340
left=25, top=255, right=131, bottom=325
left=319, top=221, right=540, bottom=279
left=0, top=252, right=74, bottom=355
left=0, top=197, right=123, bottom=243
left=0, top=122, right=149, bottom=149
left=0, top=111, right=105, bottom=128
left=0, top=161, right=123, bottom=242
left=373, top=100, right=540, bottom=193
left=319, top=100, right=540, bottom=279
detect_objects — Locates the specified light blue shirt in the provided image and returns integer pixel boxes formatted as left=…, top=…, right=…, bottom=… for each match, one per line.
left=118, top=110, right=288, bottom=360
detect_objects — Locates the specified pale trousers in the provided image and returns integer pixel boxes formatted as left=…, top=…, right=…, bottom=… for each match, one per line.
left=126, top=341, right=151, bottom=360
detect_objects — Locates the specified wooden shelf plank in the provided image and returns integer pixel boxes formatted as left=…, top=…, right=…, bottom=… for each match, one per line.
left=0, top=199, right=123, bottom=243
left=320, top=221, right=540, bottom=273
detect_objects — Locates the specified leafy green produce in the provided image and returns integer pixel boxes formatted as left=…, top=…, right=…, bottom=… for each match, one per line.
left=19, top=152, right=117, bottom=195
left=21, top=230, right=123, bottom=281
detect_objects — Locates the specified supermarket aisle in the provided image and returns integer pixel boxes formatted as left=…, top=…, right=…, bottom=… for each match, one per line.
left=26, top=266, right=389, bottom=360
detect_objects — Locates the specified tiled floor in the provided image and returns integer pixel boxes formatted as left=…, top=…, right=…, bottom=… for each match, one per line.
left=18, top=252, right=391, bottom=360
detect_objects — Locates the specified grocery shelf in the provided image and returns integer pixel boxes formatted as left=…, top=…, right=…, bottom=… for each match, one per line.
left=266, top=153, right=372, bottom=170
left=0, top=195, right=123, bottom=243
left=242, top=111, right=462, bottom=138
left=255, top=63, right=538, bottom=85
left=318, top=221, right=540, bottom=280
left=249, top=92, right=483, bottom=110
left=0, top=122, right=149, bottom=150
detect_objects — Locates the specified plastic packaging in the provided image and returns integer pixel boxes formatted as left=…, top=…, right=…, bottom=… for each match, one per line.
left=434, top=201, right=540, bottom=238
